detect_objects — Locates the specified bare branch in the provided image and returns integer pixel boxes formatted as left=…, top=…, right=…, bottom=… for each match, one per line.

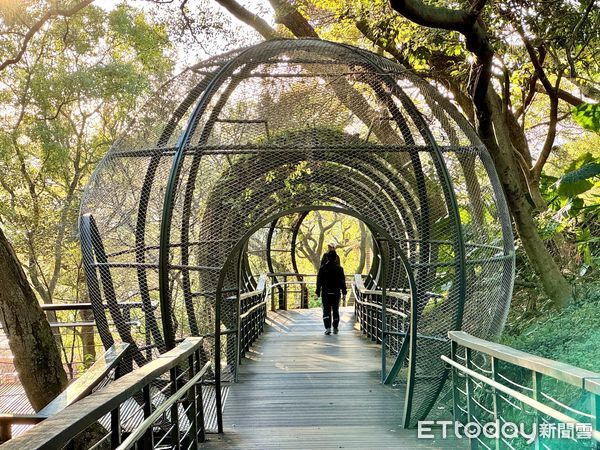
left=566, top=0, right=596, bottom=78
left=214, top=0, right=279, bottom=39
left=532, top=75, right=563, bottom=180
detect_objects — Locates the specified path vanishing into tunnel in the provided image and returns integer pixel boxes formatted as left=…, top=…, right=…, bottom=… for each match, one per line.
left=202, top=307, right=463, bottom=449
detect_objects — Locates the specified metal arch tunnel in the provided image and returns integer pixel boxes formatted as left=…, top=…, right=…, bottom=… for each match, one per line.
left=79, top=39, right=515, bottom=432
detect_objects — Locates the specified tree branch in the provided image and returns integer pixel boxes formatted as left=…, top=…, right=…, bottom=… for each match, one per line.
left=268, top=0, right=319, bottom=38
left=389, top=0, right=494, bottom=127
left=214, top=0, right=279, bottom=39
left=354, top=18, right=411, bottom=67
left=389, top=0, right=472, bottom=31
left=531, top=77, right=561, bottom=180
left=534, top=84, right=584, bottom=107
left=0, top=0, right=94, bottom=72
left=566, top=0, right=596, bottom=78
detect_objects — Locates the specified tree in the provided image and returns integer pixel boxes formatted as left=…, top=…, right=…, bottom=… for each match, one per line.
left=0, top=0, right=174, bottom=408
left=295, top=211, right=372, bottom=274
left=381, top=0, right=592, bottom=308
left=0, top=227, right=67, bottom=410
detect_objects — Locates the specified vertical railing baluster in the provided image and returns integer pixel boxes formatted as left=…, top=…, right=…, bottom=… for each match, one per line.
left=111, top=405, right=121, bottom=448
left=591, top=391, right=599, bottom=450
left=195, top=349, right=206, bottom=443
left=271, top=284, right=276, bottom=311
left=188, top=353, right=198, bottom=449
left=142, top=384, right=154, bottom=449
left=465, top=347, right=478, bottom=449
left=532, top=371, right=542, bottom=450
left=378, top=238, right=388, bottom=382
left=491, top=357, right=502, bottom=450
left=450, top=340, right=460, bottom=424
left=170, top=367, right=180, bottom=450
left=284, top=275, right=288, bottom=310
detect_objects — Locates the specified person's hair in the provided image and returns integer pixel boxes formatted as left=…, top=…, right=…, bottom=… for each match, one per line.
left=326, top=251, right=337, bottom=263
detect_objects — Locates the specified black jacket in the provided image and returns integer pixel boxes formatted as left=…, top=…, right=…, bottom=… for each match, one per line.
left=316, top=262, right=347, bottom=297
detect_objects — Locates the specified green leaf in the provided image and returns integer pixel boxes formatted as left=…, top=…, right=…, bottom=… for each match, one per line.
left=556, top=161, right=600, bottom=197
left=572, top=103, right=600, bottom=133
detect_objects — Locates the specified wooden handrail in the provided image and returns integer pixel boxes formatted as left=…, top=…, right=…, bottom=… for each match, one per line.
left=0, top=337, right=204, bottom=450
left=116, top=361, right=212, bottom=450
left=352, top=274, right=410, bottom=301
left=448, top=331, right=600, bottom=393
left=442, top=355, right=600, bottom=442
left=240, top=274, right=268, bottom=300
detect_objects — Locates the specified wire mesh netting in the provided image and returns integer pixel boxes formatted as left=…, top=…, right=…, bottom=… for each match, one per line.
left=79, top=38, right=515, bottom=429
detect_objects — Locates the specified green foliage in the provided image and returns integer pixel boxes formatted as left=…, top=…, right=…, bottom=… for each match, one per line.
left=556, top=153, right=600, bottom=197
left=503, top=283, right=600, bottom=372
left=535, top=149, right=600, bottom=276
left=0, top=2, right=174, bottom=321
left=572, top=103, right=600, bottom=133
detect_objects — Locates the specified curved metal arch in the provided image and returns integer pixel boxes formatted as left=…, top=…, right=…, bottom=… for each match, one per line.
left=79, top=214, right=146, bottom=369
left=203, top=156, right=412, bottom=286
left=132, top=38, right=508, bottom=432
left=340, top=42, right=468, bottom=426
left=157, top=39, right=437, bottom=349
left=212, top=204, right=419, bottom=431
left=290, top=211, right=309, bottom=308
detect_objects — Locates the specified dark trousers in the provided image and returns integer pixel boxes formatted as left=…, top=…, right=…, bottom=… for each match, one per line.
left=321, top=293, right=340, bottom=329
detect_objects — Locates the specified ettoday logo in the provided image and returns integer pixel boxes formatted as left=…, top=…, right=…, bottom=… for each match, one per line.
left=417, top=420, right=593, bottom=444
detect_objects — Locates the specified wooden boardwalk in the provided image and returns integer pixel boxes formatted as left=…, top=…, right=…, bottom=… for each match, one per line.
left=203, top=307, right=463, bottom=449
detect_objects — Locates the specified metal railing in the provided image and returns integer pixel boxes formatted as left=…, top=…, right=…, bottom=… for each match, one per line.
left=0, top=337, right=211, bottom=450
left=444, top=331, right=600, bottom=449
left=267, top=272, right=313, bottom=310
left=267, top=272, right=355, bottom=310
left=236, top=274, right=269, bottom=366
left=0, top=302, right=149, bottom=383
left=352, top=274, right=410, bottom=345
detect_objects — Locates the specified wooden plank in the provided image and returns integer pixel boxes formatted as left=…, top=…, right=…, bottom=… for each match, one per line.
left=203, top=308, right=464, bottom=450
left=448, top=331, right=600, bottom=389
left=0, top=343, right=130, bottom=441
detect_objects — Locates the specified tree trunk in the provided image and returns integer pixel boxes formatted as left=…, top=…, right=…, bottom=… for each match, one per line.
left=0, top=226, right=67, bottom=411
left=355, top=222, right=367, bottom=274
left=483, top=89, right=573, bottom=307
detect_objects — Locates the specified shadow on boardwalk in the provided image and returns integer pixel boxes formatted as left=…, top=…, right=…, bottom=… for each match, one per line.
left=203, top=307, right=466, bottom=449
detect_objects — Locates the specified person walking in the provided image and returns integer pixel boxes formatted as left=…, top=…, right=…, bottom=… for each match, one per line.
left=316, top=251, right=347, bottom=335
left=320, top=242, right=340, bottom=267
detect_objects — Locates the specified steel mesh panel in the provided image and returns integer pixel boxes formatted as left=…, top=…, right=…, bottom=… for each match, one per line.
left=79, top=38, right=514, bottom=430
